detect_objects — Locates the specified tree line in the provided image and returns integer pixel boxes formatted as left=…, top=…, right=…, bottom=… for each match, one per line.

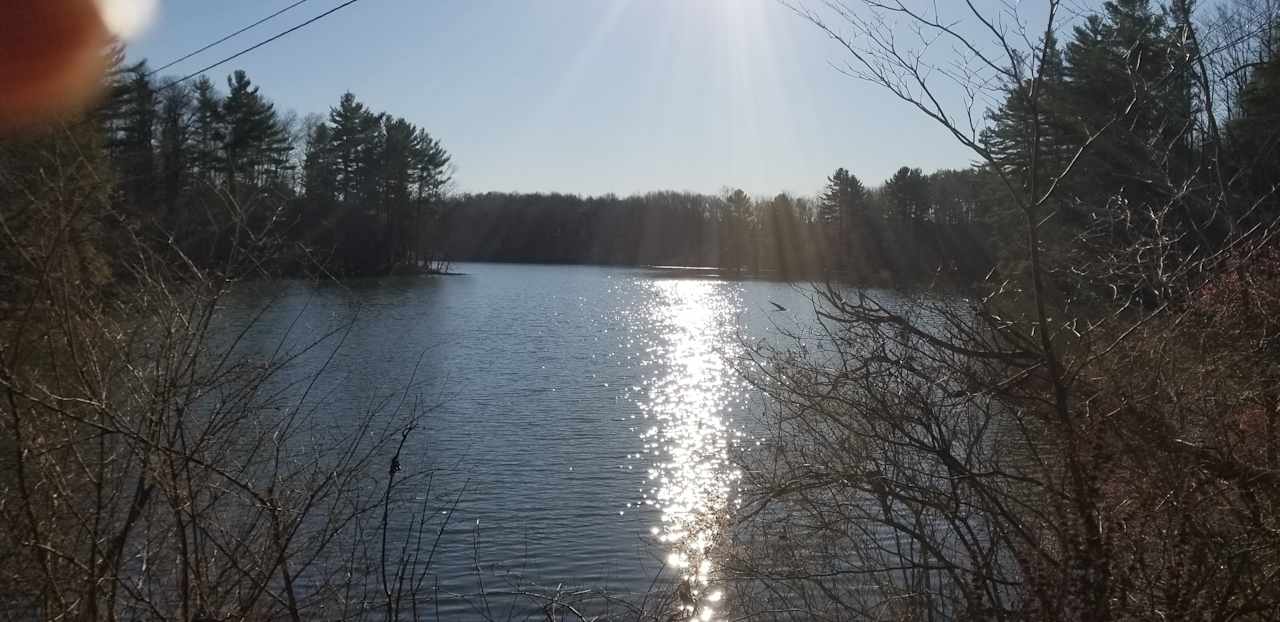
left=98, top=51, right=452, bottom=276
left=47, top=40, right=1223, bottom=287
left=97, top=45, right=998, bottom=283
left=729, top=0, right=1280, bottom=620
left=0, top=45, right=464, bottom=620
left=438, top=166, right=990, bottom=283
left=99, top=47, right=1011, bottom=286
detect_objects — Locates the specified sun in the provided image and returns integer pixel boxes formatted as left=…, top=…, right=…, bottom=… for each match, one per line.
left=95, top=0, right=158, bottom=41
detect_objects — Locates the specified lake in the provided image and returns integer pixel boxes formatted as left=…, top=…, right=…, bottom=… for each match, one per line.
left=218, top=262, right=822, bottom=620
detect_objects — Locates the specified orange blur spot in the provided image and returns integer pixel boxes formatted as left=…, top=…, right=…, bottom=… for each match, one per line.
left=0, top=1, right=111, bottom=129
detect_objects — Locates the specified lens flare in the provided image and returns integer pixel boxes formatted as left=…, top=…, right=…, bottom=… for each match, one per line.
left=0, top=1, right=111, bottom=128
left=95, top=0, right=157, bottom=40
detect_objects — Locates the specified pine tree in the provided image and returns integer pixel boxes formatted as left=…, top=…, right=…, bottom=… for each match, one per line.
left=379, top=116, right=417, bottom=266
left=381, top=118, right=415, bottom=205
left=327, top=92, right=379, bottom=204
left=408, top=127, right=451, bottom=267
left=1063, top=0, right=1178, bottom=208
left=761, top=193, right=803, bottom=276
left=222, top=70, right=290, bottom=193
left=303, top=121, right=337, bottom=203
left=982, top=32, right=1072, bottom=197
left=1166, top=0, right=1201, bottom=164
left=411, top=128, right=451, bottom=202
left=157, top=82, right=193, bottom=226
left=885, top=166, right=930, bottom=222
left=1229, top=33, right=1280, bottom=221
left=928, top=169, right=982, bottom=225
left=190, top=76, right=225, bottom=185
left=819, top=168, right=865, bottom=225
left=720, top=189, right=754, bottom=272
left=819, top=167, right=867, bottom=268
left=106, top=61, right=157, bottom=215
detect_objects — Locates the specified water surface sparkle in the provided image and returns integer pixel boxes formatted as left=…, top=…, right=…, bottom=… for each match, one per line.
left=640, top=279, right=745, bottom=621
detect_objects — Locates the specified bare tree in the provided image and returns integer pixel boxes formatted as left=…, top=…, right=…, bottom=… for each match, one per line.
left=0, top=117, right=693, bottom=622
left=0, top=117, right=461, bottom=620
left=728, top=1, right=1280, bottom=620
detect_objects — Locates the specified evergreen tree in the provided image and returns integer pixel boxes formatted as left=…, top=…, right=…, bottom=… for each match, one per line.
left=1228, top=30, right=1280, bottom=221
left=819, top=168, right=866, bottom=225
left=982, top=32, right=1072, bottom=196
left=1063, top=0, right=1179, bottom=209
left=95, top=43, right=131, bottom=147
left=720, top=189, right=754, bottom=272
left=379, top=116, right=417, bottom=266
left=303, top=121, right=337, bottom=203
left=408, top=127, right=451, bottom=266
left=381, top=118, right=416, bottom=205
left=157, top=82, right=193, bottom=225
left=221, top=70, right=291, bottom=193
left=928, top=169, right=983, bottom=225
left=411, top=128, right=451, bottom=202
left=885, top=166, right=930, bottom=222
left=296, top=92, right=454, bottom=273
left=190, top=76, right=225, bottom=185
left=107, top=61, right=157, bottom=214
left=761, top=193, right=803, bottom=276
left=1165, top=0, right=1201, bottom=163
left=819, top=167, right=868, bottom=269
left=327, top=92, right=379, bottom=203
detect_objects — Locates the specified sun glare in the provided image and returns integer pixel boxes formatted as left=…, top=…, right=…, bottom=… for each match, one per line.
left=95, top=0, right=158, bottom=41
left=641, top=278, right=746, bottom=622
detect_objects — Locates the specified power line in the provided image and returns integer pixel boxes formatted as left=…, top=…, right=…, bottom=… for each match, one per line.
left=147, top=0, right=313, bottom=77
left=158, top=0, right=365, bottom=92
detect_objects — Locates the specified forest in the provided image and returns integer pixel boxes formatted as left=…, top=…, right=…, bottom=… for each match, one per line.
left=64, top=47, right=1002, bottom=284
left=17, top=43, right=1004, bottom=284
left=4, top=0, right=1280, bottom=619
left=8, top=1, right=1277, bottom=287
left=84, top=50, right=453, bottom=277
left=438, top=167, right=990, bottom=283
left=727, top=0, right=1280, bottom=619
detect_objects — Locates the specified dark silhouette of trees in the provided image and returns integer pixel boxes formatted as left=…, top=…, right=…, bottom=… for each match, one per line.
left=759, top=193, right=808, bottom=278
left=83, top=61, right=453, bottom=277
left=300, top=93, right=452, bottom=274
left=819, top=167, right=867, bottom=226
left=303, top=118, right=337, bottom=203
left=927, top=168, right=983, bottom=225
left=1228, top=18, right=1280, bottom=221
left=221, top=70, right=291, bottom=195
left=1, top=93, right=462, bottom=622
left=884, top=166, right=930, bottom=222
left=731, top=0, right=1280, bottom=620
left=104, top=61, right=157, bottom=216
left=434, top=181, right=988, bottom=283
left=982, top=31, right=1072, bottom=193
left=157, top=81, right=192, bottom=227
left=324, top=92, right=377, bottom=204
left=81, top=54, right=1001, bottom=284
left=819, top=167, right=869, bottom=269
left=190, top=76, right=225, bottom=184
left=437, top=191, right=725, bottom=268
left=719, top=188, right=755, bottom=273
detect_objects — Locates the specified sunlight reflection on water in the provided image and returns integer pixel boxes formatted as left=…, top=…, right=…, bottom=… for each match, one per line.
left=639, top=278, right=746, bottom=621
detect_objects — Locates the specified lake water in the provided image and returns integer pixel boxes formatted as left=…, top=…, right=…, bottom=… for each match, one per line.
left=219, top=263, right=820, bottom=620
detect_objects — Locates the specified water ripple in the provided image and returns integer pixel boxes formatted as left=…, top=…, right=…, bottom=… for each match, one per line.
left=639, top=279, right=746, bottom=621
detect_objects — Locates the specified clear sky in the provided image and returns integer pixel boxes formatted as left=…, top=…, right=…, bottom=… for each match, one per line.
left=123, top=0, right=1009, bottom=197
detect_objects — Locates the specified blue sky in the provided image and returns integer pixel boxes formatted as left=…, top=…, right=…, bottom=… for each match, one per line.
left=125, top=0, right=1015, bottom=197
